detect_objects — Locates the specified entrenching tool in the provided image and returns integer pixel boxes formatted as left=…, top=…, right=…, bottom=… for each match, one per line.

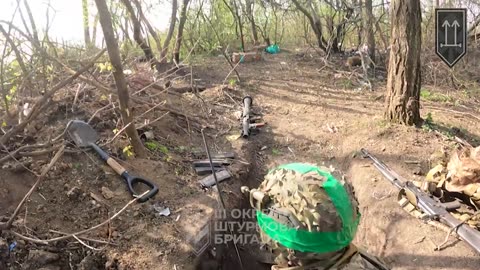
left=66, top=120, right=158, bottom=203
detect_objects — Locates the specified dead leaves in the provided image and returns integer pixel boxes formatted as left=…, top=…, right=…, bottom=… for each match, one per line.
left=426, top=145, right=480, bottom=196
left=446, top=146, right=480, bottom=186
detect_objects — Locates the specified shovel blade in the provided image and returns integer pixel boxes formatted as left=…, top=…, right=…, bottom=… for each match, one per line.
left=66, top=120, right=99, bottom=147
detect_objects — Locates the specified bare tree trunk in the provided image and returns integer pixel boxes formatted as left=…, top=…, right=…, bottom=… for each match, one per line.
left=363, top=0, right=375, bottom=62
left=245, top=0, right=258, bottom=44
left=355, top=0, right=363, bottom=48
left=231, top=0, right=245, bottom=51
left=174, top=0, right=190, bottom=64
left=385, top=0, right=422, bottom=126
left=120, top=0, right=158, bottom=69
left=131, top=0, right=163, bottom=56
left=94, top=0, right=147, bottom=157
left=82, top=0, right=92, bottom=47
left=92, top=14, right=99, bottom=46
left=123, top=16, right=130, bottom=42
left=291, top=0, right=327, bottom=51
left=160, top=0, right=177, bottom=62
left=23, top=0, right=39, bottom=45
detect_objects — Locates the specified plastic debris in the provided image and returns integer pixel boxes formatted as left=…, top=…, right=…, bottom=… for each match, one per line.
left=9, top=242, right=16, bottom=252
left=265, top=44, right=280, bottom=54
left=153, top=202, right=171, bottom=216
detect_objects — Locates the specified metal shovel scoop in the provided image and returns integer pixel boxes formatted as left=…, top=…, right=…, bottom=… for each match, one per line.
left=66, top=120, right=158, bottom=203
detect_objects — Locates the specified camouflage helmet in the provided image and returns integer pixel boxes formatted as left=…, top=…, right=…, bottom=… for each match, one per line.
left=253, top=163, right=360, bottom=255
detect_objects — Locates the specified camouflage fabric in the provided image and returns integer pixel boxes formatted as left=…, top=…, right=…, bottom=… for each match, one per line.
left=410, top=148, right=480, bottom=229
left=252, top=164, right=389, bottom=269
left=270, top=244, right=388, bottom=270
left=258, top=165, right=359, bottom=233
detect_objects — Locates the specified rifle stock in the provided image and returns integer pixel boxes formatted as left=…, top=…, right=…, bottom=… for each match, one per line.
left=361, top=148, right=480, bottom=254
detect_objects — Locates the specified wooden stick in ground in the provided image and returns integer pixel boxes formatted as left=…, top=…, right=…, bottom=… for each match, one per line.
left=0, top=145, right=65, bottom=231
left=8, top=190, right=148, bottom=244
left=49, top=230, right=117, bottom=246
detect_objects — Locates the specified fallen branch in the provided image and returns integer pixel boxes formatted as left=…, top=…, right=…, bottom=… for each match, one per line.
left=137, top=111, right=170, bottom=130
left=222, top=55, right=243, bottom=86
left=8, top=190, right=148, bottom=244
left=88, top=103, right=114, bottom=124
left=49, top=229, right=117, bottom=246
left=0, top=143, right=38, bottom=175
left=0, top=143, right=52, bottom=165
left=105, top=122, right=132, bottom=144
left=0, top=145, right=65, bottom=231
left=0, top=49, right=106, bottom=145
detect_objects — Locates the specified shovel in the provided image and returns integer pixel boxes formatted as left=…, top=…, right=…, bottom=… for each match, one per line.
left=66, top=120, right=158, bottom=203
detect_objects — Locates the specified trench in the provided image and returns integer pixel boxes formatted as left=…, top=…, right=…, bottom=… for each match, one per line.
left=192, top=137, right=272, bottom=270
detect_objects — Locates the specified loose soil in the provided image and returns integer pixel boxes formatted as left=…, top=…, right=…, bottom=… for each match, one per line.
left=1, top=49, right=480, bottom=270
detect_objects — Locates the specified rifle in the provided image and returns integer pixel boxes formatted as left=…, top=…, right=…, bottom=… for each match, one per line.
left=360, top=148, right=480, bottom=254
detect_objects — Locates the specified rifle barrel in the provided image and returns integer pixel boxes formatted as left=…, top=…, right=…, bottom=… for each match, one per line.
left=442, top=214, right=480, bottom=254
left=361, top=148, right=404, bottom=189
left=361, top=148, right=480, bottom=255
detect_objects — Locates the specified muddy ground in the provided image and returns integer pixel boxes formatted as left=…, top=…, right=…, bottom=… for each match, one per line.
left=1, top=49, right=480, bottom=270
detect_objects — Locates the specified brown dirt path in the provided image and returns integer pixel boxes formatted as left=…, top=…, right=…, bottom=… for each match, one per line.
left=236, top=51, right=480, bottom=270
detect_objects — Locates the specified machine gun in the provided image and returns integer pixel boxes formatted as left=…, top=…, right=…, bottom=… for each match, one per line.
left=361, top=148, right=480, bottom=254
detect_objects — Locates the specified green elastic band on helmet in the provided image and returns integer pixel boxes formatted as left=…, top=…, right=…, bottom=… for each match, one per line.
left=257, top=163, right=360, bottom=253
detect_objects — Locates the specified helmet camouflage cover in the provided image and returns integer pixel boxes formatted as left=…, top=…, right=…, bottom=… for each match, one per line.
left=254, top=163, right=361, bottom=266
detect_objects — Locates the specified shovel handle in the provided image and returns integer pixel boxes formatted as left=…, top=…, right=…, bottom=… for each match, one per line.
left=90, top=143, right=127, bottom=175
left=89, top=143, right=158, bottom=202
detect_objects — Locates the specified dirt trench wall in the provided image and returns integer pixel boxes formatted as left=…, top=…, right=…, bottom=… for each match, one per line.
left=189, top=136, right=270, bottom=270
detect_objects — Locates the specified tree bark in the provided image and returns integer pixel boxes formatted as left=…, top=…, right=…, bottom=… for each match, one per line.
left=92, top=14, right=99, bottom=45
left=231, top=0, right=245, bottom=51
left=357, top=0, right=363, bottom=48
left=123, top=16, right=130, bottom=42
left=385, top=0, right=422, bottom=126
left=173, top=0, right=190, bottom=64
left=94, top=0, right=147, bottom=157
left=82, top=0, right=92, bottom=47
left=291, top=0, right=327, bottom=51
left=120, top=0, right=158, bottom=70
left=131, top=0, right=163, bottom=56
left=363, top=0, right=375, bottom=62
left=160, top=0, right=177, bottom=62
left=245, top=0, right=258, bottom=44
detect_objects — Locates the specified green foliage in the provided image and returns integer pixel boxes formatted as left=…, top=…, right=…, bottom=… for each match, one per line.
left=96, top=61, right=113, bottom=72
left=228, top=78, right=237, bottom=87
left=420, top=89, right=452, bottom=103
left=145, top=140, right=171, bottom=162
left=123, top=145, right=134, bottom=157
left=342, top=79, right=353, bottom=89
left=422, top=112, right=435, bottom=132
left=145, top=140, right=169, bottom=155
left=272, top=148, right=281, bottom=156
left=174, top=146, right=188, bottom=153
